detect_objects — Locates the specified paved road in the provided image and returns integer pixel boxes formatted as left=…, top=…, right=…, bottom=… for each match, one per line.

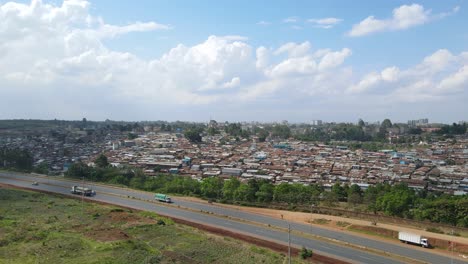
left=1, top=172, right=467, bottom=264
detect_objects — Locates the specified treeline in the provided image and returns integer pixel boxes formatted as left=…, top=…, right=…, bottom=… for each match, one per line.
left=0, top=148, right=33, bottom=171
left=66, top=161, right=468, bottom=227
left=436, top=123, right=467, bottom=135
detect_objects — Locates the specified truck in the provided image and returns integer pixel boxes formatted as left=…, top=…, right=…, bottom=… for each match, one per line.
left=154, top=193, right=172, bottom=203
left=398, top=231, right=430, bottom=248
left=71, top=186, right=94, bottom=196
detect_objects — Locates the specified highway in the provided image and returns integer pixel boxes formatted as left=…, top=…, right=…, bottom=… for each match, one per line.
left=1, top=171, right=467, bottom=264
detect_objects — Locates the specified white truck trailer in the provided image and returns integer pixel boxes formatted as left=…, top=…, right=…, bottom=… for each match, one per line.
left=71, top=186, right=94, bottom=196
left=398, top=231, right=429, bottom=248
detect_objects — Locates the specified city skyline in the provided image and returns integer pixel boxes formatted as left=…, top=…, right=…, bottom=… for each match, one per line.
left=0, top=0, right=467, bottom=123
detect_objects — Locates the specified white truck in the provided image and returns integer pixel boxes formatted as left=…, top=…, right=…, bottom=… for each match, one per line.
left=71, top=186, right=94, bottom=196
left=398, top=231, right=430, bottom=248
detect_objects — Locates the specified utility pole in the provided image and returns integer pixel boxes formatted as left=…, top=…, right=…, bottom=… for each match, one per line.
left=451, top=229, right=454, bottom=264
left=288, top=223, right=291, bottom=264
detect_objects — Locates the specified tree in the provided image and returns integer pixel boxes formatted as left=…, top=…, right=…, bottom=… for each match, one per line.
left=358, top=119, right=365, bottom=127
left=34, top=162, right=49, bottom=175
left=256, top=181, right=274, bottom=203
left=257, top=129, right=269, bottom=142
left=201, top=177, right=223, bottom=199
left=223, top=178, right=241, bottom=201
left=375, top=183, right=415, bottom=217
left=271, top=125, right=291, bottom=139
left=348, top=184, right=363, bottom=205
left=207, top=126, right=219, bottom=136
left=332, top=183, right=347, bottom=201
left=95, top=154, right=109, bottom=168
left=184, top=129, right=202, bottom=143
left=381, top=119, right=392, bottom=129
left=128, top=132, right=138, bottom=139
left=234, top=184, right=250, bottom=201
left=322, top=191, right=339, bottom=207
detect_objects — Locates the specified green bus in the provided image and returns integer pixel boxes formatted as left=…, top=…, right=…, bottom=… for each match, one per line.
left=154, top=193, right=172, bottom=203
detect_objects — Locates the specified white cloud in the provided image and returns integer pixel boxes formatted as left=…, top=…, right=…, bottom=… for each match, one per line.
left=283, top=16, right=299, bottom=23
left=1, top=1, right=465, bottom=122
left=437, top=65, right=468, bottom=93
left=381, top=66, right=400, bottom=82
left=222, top=77, right=241, bottom=88
left=255, top=46, right=269, bottom=69
left=269, top=56, right=317, bottom=77
left=318, top=48, right=352, bottom=71
left=274, top=41, right=311, bottom=57
left=0, top=0, right=358, bottom=116
left=307, top=17, right=343, bottom=28
left=348, top=50, right=468, bottom=103
left=348, top=4, right=457, bottom=37
left=257, top=20, right=271, bottom=26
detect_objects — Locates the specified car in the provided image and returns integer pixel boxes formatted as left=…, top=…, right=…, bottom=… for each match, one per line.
left=32, top=182, right=39, bottom=186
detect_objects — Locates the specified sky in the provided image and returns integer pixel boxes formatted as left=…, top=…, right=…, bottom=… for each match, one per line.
left=0, top=0, right=467, bottom=123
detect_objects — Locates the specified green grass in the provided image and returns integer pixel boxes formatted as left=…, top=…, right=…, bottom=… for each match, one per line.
left=312, top=218, right=331, bottom=225
left=336, top=221, right=351, bottom=227
left=0, top=188, right=308, bottom=264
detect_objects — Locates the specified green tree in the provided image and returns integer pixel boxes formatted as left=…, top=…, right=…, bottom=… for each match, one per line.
left=358, top=119, right=365, bottom=127
left=33, top=162, right=49, bottom=175
left=271, top=125, right=291, bottom=139
left=381, top=119, right=393, bottom=129
left=257, top=129, right=269, bottom=142
left=184, top=129, right=202, bottom=143
left=234, top=184, right=250, bottom=201
left=207, top=126, right=219, bottom=136
left=201, top=177, right=223, bottom=199
left=347, top=184, right=363, bottom=205
left=222, top=177, right=241, bottom=201
left=375, top=183, right=415, bottom=217
left=332, top=183, right=347, bottom=201
left=95, top=154, right=109, bottom=168
left=256, top=182, right=274, bottom=202
left=322, top=191, right=339, bottom=207
left=127, top=132, right=138, bottom=139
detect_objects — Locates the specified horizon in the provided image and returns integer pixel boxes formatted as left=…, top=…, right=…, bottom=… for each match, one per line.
left=0, top=117, right=462, bottom=125
left=0, top=0, right=467, bottom=123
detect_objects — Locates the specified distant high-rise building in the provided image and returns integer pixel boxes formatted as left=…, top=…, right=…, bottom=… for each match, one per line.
left=311, top=120, right=322, bottom=126
left=408, top=118, right=429, bottom=126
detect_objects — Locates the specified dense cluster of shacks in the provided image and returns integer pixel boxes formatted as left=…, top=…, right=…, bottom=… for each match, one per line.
left=0, top=127, right=121, bottom=173
left=105, top=132, right=468, bottom=195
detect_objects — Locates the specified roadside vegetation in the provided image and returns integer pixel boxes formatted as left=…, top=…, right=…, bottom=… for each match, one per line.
left=64, top=159, right=468, bottom=229
left=0, top=187, right=310, bottom=264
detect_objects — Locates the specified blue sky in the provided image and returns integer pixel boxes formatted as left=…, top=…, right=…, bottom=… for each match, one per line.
left=0, top=0, right=467, bottom=123
left=95, top=0, right=467, bottom=65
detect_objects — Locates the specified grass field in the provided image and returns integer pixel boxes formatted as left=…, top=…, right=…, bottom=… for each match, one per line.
left=0, top=187, right=309, bottom=264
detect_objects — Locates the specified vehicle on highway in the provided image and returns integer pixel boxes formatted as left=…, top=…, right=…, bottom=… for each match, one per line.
left=154, top=193, right=172, bottom=203
left=32, top=182, right=39, bottom=186
left=398, top=231, right=430, bottom=248
left=71, top=186, right=94, bottom=196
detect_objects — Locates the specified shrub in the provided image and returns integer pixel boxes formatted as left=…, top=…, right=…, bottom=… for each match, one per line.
left=426, top=227, right=444, bottom=234
left=300, top=246, right=313, bottom=259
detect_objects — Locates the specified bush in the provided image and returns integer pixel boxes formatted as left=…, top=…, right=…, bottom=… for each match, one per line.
left=300, top=246, right=313, bottom=259
left=426, top=227, right=444, bottom=234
